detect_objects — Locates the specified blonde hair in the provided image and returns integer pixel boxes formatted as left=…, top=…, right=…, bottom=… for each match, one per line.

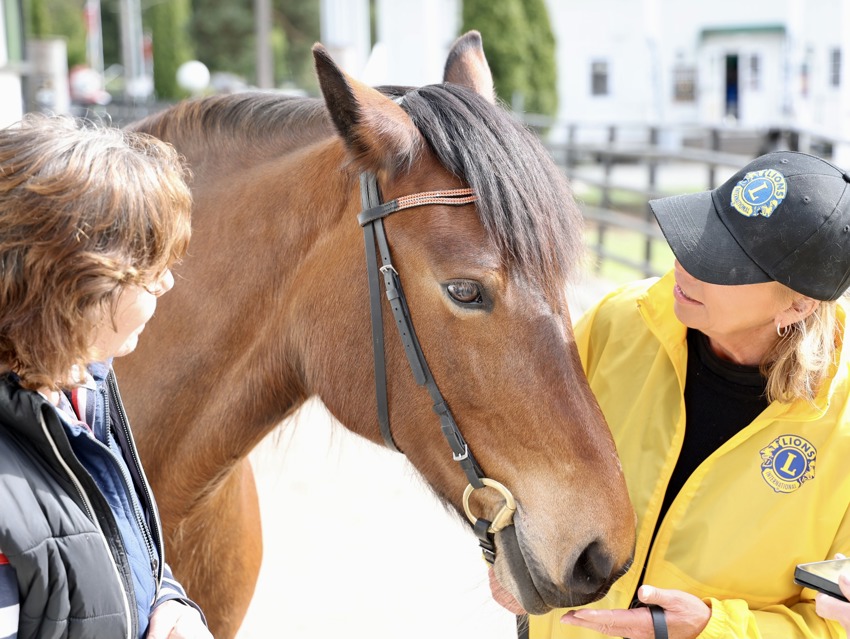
left=762, top=300, right=840, bottom=403
left=0, top=114, right=192, bottom=390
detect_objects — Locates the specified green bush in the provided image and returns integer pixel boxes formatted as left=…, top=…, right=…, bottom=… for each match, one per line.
left=147, top=0, right=195, bottom=99
left=461, top=0, right=558, bottom=118
left=523, top=0, right=558, bottom=117
left=25, top=0, right=87, bottom=67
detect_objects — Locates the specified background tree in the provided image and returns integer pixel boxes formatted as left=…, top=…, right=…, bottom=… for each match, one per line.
left=191, top=0, right=259, bottom=84
left=24, top=0, right=87, bottom=67
left=190, top=0, right=317, bottom=91
left=100, top=0, right=121, bottom=69
left=461, top=0, right=558, bottom=118
left=146, top=0, right=195, bottom=98
left=522, top=0, right=558, bottom=117
left=461, top=0, right=527, bottom=109
left=25, top=0, right=51, bottom=38
left=274, top=0, right=319, bottom=92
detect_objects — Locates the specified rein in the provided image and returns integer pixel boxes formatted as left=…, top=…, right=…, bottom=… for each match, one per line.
left=357, top=171, right=516, bottom=563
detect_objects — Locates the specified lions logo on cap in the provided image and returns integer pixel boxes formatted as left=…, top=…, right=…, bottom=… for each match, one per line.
left=759, top=434, right=816, bottom=493
left=730, top=169, right=787, bottom=217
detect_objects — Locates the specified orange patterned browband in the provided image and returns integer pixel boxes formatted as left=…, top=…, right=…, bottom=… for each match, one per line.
left=394, top=189, right=477, bottom=211
left=357, top=188, right=477, bottom=226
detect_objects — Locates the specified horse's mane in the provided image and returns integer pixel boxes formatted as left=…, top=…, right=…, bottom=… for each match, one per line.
left=129, top=92, right=334, bottom=157
left=397, top=84, right=585, bottom=290
left=132, top=87, right=583, bottom=290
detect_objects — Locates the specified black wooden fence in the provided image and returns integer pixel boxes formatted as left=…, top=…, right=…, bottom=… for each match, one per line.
left=523, top=117, right=842, bottom=279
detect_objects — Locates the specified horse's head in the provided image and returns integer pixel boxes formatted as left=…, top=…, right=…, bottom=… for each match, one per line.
left=309, top=32, right=636, bottom=613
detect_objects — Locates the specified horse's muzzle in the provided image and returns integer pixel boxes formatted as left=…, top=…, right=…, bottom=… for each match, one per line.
left=496, top=520, right=626, bottom=614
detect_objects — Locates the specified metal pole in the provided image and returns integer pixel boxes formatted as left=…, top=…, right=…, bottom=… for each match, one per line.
left=119, top=0, right=145, bottom=100
left=255, top=0, right=273, bottom=88
left=84, top=0, right=104, bottom=77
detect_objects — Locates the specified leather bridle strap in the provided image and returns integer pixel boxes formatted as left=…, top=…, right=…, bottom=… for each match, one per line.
left=358, top=172, right=484, bottom=487
left=358, top=171, right=509, bottom=563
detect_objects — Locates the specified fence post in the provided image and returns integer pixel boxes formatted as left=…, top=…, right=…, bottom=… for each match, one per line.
left=595, top=125, right=617, bottom=274
left=566, top=124, right=577, bottom=175
left=644, top=126, right=659, bottom=276
left=707, top=128, right=720, bottom=189
left=601, top=125, right=616, bottom=210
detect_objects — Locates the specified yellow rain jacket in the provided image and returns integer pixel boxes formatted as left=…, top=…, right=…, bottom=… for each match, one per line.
left=532, top=271, right=850, bottom=639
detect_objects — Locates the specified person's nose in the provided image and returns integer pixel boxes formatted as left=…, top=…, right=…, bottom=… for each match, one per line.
left=151, top=269, right=175, bottom=296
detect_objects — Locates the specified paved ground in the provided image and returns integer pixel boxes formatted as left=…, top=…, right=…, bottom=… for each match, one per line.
left=233, top=275, right=622, bottom=639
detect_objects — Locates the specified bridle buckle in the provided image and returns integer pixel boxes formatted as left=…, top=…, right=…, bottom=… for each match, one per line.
left=452, top=444, right=469, bottom=462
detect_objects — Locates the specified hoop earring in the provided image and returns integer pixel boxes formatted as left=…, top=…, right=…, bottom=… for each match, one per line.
left=777, top=322, right=790, bottom=337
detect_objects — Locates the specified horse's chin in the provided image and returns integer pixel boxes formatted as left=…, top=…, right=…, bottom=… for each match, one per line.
left=495, top=524, right=615, bottom=614
left=487, top=565, right=528, bottom=615
left=494, top=525, right=550, bottom=614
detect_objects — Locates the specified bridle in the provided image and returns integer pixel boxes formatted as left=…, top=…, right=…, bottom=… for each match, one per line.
left=357, top=171, right=516, bottom=563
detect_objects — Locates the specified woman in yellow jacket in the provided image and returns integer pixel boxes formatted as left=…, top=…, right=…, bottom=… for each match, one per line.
left=532, top=151, right=850, bottom=639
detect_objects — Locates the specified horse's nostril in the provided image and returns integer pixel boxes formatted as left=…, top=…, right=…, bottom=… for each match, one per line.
left=568, top=540, right=615, bottom=594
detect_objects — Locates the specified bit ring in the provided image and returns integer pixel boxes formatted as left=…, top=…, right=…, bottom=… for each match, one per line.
left=462, top=478, right=517, bottom=533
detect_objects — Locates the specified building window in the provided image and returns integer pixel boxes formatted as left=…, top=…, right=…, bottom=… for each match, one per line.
left=673, top=65, right=696, bottom=102
left=591, top=60, right=609, bottom=96
left=830, top=48, right=841, bottom=87
left=749, top=54, right=761, bottom=90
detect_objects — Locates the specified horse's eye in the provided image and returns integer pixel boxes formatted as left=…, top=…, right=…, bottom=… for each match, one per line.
left=446, top=281, right=483, bottom=305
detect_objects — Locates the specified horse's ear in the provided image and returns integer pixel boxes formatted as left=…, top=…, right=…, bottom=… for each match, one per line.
left=443, top=31, right=496, bottom=104
left=313, top=43, right=422, bottom=174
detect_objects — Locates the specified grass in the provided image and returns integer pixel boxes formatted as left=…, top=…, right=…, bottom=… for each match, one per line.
left=572, top=182, right=676, bottom=284
left=583, top=224, right=675, bottom=284
left=574, top=185, right=649, bottom=214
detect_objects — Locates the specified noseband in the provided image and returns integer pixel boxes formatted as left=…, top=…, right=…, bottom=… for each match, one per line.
left=357, top=171, right=516, bottom=563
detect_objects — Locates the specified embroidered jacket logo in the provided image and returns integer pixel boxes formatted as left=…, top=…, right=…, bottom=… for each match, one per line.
left=759, top=434, right=816, bottom=493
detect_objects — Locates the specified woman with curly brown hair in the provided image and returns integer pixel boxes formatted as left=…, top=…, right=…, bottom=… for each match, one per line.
left=0, top=114, right=210, bottom=639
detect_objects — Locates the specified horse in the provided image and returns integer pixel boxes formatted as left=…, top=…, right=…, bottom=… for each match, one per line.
left=118, top=31, right=636, bottom=638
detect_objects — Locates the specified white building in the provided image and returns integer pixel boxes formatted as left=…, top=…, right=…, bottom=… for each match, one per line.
left=544, top=0, right=850, bottom=157
left=321, top=0, right=461, bottom=88
left=322, top=0, right=850, bottom=159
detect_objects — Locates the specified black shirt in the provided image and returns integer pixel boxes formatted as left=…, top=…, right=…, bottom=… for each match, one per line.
left=629, top=330, right=771, bottom=607
left=658, top=329, right=770, bottom=519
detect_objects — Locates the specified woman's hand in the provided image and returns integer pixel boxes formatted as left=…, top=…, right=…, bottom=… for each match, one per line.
left=815, top=571, right=850, bottom=632
left=560, top=584, right=711, bottom=639
left=147, top=600, right=213, bottom=639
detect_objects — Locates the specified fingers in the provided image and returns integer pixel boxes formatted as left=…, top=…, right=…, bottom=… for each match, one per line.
left=816, top=591, right=850, bottom=628
left=561, top=607, right=654, bottom=639
left=839, top=573, right=850, bottom=601
left=638, top=584, right=712, bottom=639
left=147, top=601, right=212, bottom=639
left=147, top=601, right=183, bottom=639
left=638, top=584, right=663, bottom=606
left=170, top=608, right=213, bottom=639
left=638, top=583, right=698, bottom=612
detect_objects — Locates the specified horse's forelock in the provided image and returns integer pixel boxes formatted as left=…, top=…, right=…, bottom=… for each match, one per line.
left=400, top=84, right=584, bottom=294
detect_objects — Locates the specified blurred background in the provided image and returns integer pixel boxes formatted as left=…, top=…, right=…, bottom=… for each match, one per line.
left=3, top=0, right=850, bottom=280
left=2, top=1, right=850, bottom=636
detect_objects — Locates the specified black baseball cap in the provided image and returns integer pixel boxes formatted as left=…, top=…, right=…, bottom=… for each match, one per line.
left=649, top=151, right=850, bottom=301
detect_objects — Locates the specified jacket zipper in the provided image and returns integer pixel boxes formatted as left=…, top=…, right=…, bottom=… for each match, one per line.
left=38, top=410, right=134, bottom=639
left=103, top=376, right=161, bottom=589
